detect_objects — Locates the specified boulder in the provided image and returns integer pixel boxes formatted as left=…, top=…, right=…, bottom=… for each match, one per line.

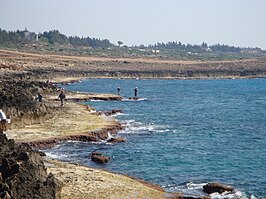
left=91, top=155, right=110, bottom=164
left=91, top=151, right=110, bottom=164
left=107, top=137, right=126, bottom=143
left=203, top=182, right=234, bottom=194
left=111, top=109, right=123, bottom=114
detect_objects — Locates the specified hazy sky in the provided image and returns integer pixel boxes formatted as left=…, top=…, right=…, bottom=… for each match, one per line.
left=1, top=0, right=266, bottom=49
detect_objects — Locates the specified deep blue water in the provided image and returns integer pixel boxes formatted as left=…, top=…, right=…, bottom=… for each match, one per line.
left=45, top=78, right=266, bottom=198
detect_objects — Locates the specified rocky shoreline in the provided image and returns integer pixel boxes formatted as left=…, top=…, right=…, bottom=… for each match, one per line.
left=0, top=49, right=244, bottom=198
left=25, top=123, right=124, bottom=150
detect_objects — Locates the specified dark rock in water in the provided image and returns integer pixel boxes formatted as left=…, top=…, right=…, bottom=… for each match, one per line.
left=91, top=155, right=110, bottom=164
left=90, top=151, right=102, bottom=157
left=111, top=109, right=123, bottom=114
left=91, top=151, right=110, bottom=164
left=107, top=137, right=126, bottom=143
left=129, top=97, right=139, bottom=100
left=102, top=109, right=123, bottom=116
left=203, top=182, right=234, bottom=194
left=0, top=130, right=62, bottom=198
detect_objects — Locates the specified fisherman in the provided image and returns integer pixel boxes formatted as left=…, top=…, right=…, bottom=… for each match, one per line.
left=0, top=109, right=7, bottom=131
left=36, top=93, right=43, bottom=102
left=134, top=87, right=138, bottom=97
left=58, top=91, right=66, bottom=106
left=117, top=87, right=121, bottom=95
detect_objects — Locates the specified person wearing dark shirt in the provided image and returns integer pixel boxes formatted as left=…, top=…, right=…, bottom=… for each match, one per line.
left=58, top=91, right=66, bottom=106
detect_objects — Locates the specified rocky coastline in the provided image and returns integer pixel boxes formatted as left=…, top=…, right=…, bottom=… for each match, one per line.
left=0, top=49, right=242, bottom=198
left=25, top=123, right=124, bottom=150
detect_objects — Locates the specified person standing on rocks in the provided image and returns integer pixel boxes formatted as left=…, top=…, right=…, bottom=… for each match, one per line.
left=134, top=87, right=138, bottom=97
left=117, top=87, right=121, bottom=95
left=36, top=93, right=43, bottom=102
left=0, top=109, right=7, bottom=131
left=58, top=91, right=66, bottom=106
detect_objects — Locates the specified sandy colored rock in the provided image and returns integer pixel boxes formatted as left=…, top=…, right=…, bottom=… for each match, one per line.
left=1, top=49, right=266, bottom=80
left=5, top=100, right=119, bottom=144
left=45, top=159, right=168, bottom=199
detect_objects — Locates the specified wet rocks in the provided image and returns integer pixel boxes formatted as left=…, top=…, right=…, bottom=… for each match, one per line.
left=102, top=109, right=123, bottom=116
left=111, top=109, right=123, bottom=114
left=90, top=152, right=110, bottom=164
left=107, top=137, right=126, bottom=143
left=203, top=182, right=234, bottom=194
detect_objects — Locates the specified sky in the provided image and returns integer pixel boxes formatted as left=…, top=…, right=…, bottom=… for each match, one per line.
left=1, top=0, right=266, bottom=49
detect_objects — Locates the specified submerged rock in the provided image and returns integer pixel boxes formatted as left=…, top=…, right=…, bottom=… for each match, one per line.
left=203, top=182, right=234, bottom=194
left=90, top=151, right=110, bottom=164
left=91, top=155, right=110, bottom=164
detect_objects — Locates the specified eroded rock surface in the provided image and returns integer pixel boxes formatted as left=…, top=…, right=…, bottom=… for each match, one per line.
left=0, top=131, right=62, bottom=199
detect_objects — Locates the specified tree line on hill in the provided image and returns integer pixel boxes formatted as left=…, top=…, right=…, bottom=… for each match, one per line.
left=0, top=28, right=263, bottom=53
left=147, top=41, right=244, bottom=53
left=0, top=28, right=113, bottom=48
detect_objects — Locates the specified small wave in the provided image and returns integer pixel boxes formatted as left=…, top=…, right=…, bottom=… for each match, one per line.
left=187, top=182, right=207, bottom=190
left=121, top=98, right=148, bottom=102
left=164, top=182, right=207, bottom=196
left=119, top=119, right=170, bottom=134
left=111, top=112, right=128, bottom=117
left=210, top=190, right=252, bottom=199
left=65, top=140, right=83, bottom=143
left=44, top=152, right=69, bottom=159
left=90, top=140, right=108, bottom=144
left=90, top=99, right=104, bottom=102
left=135, top=98, right=147, bottom=101
left=164, top=182, right=254, bottom=199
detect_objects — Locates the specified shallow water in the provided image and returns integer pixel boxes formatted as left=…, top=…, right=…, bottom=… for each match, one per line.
left=45, top=78, right=266, bottom=198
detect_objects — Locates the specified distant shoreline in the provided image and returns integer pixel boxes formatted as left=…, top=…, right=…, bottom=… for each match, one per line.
left=1, top=49, right=266, bottom=81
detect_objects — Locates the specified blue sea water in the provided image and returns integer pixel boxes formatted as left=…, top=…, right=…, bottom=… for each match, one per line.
left=45, top=78, right=266, bottom=198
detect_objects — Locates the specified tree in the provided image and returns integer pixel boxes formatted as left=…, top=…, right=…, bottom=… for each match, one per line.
left=118, top=41, right=123, bottom=47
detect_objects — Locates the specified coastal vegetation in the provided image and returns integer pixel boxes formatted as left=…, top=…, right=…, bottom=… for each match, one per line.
left=0, top=28, right=265, bottom=61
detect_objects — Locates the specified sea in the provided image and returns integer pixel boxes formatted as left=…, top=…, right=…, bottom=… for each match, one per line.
left=44, top=78, right=266, bottom=198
